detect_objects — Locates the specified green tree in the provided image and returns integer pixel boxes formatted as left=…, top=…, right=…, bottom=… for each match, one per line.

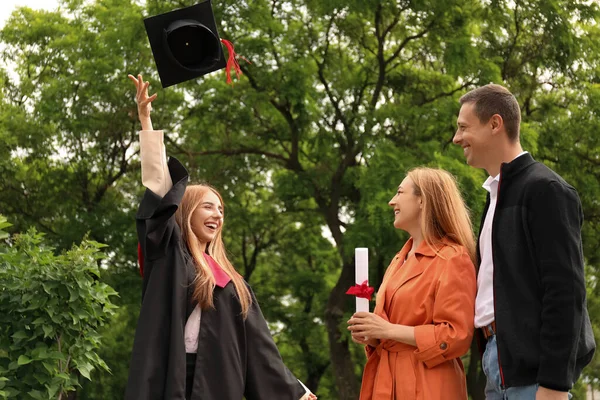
left=0, top=218, right=117, bottom=399
left=78, top=269, right=140, bottom=400
left=147, top=0, right=599, bottom=397
left=1, top=0, right=599, bottom=398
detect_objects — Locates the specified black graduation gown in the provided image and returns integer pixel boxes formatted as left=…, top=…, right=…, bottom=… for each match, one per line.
left=125, top=157, right=306, bottom=400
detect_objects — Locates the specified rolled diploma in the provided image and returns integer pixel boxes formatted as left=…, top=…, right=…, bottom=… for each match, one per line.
left=355, top=248, right=369, bottom=313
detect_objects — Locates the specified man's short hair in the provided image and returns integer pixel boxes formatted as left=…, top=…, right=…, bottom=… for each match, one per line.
left=459, top=84, right=521, bottom=142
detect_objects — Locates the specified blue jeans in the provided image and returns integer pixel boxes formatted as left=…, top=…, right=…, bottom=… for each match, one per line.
left=482, top=334, right=572, bottom=400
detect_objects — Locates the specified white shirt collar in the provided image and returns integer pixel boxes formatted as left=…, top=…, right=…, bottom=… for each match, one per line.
left=482, top=175, right=499, bottom=193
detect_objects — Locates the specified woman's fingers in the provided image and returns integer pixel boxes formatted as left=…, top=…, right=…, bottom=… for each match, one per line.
left=348, top=324, right=366, bottom=334
left=351, top=335, right=365, bottom=344
left=139, top=93, right=157, bottom=107
left=128, top=74, right=142, bottom=101
left=348, top=317, right=372, bottom=336
left=127, top=74, right=139, bottom=87
left=137, top=74, right=145, bottom=97
left=128, top=74, right=157, bottom=105
left=348, top=315, right=366, bottom=325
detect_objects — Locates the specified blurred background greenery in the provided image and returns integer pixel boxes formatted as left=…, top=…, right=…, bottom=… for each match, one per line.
left=0, top=0, right=599, bottom=398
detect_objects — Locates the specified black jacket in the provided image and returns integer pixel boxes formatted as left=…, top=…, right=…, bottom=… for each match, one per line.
left=476, top=153, right=595, bottom=391
left=125, top=157, right=305, bottom=400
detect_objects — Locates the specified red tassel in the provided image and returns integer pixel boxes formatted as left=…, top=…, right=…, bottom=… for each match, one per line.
left=220, top=39, right=250, bottom=85
left=137, top=243, right=144, bottom=278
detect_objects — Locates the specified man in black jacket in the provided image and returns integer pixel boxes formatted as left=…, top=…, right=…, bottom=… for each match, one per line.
left=453, top=84, right=595, bottom=399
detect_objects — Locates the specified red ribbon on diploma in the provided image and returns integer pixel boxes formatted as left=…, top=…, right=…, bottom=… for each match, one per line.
left=346, top=280, right=374, bottom=301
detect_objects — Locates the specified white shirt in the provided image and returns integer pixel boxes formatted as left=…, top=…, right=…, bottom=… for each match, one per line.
left=474, top=152, right=528, bottom=328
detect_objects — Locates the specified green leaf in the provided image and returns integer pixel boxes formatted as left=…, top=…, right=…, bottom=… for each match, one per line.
left=11, top=331, right=27, bottom=340
left=48, top=351, right=66, bottom=361
left=21, top=293, right=34, bottom=303
left=42, top=282, right=58, bottom=295
left=27, top=390, right=44, bottom=400
left=17, top=355, right=32, bottom=365
left=68, top=287, right=78, bottom=302
left=0, top=215, right=12, bottom=240
left=56, top=372, right=70, bottom=381
left=46, top=383, right=60, bottom=398
left=31, top=345, right=48, bottom=360
left=41, top=361, right=55, bottom=374
left=77, top=361, right=93, bottom=380
left=42, top=325, right=53, bottom=338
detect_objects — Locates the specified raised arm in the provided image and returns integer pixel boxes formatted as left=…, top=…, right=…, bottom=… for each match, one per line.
left=128, top=74, right=172, bottom=197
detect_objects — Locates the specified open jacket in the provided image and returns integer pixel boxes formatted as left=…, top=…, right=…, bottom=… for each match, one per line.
left=475, top=153, right=595, bottom=391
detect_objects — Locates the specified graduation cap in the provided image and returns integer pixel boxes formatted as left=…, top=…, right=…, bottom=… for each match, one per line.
left=144, top=0, right=246, bottom=88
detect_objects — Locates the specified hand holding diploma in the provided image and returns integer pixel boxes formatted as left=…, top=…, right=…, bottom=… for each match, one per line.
left=346, top=248, right=373, bottom=312
left=346, top=248, right=377, bottom=345
left=350, top=248, right=371, bottom=312
left=347, top=312, right=393, bottom=342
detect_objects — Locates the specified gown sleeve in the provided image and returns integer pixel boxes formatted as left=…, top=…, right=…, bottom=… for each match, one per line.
left=136, top=130, right=188, bottom=298
left=140, top=130, right=173, bottom=197
left=126, top=132, right=190, bottom=400
left=244, top=287, right=310, bottom=400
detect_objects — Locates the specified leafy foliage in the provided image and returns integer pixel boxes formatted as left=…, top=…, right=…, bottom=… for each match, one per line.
left=0, top=221, right=117, bottom=399
left=0, top=0, right=599, bottom=398
left=0, top=215, right=11, bottom=240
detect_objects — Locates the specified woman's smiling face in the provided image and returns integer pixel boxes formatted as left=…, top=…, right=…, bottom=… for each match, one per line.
left=388, top=176, right=422, bottom=232
left=191, top=190, right=223, bottom=244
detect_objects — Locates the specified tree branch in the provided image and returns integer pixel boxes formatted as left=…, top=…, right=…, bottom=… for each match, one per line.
left=385, top=19, right=435, bottom=67
left=171, top=146, right=293, bottom=166
left=416, top=80, right=475, bottom=106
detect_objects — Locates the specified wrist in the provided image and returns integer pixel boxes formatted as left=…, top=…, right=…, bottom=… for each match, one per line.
left=139, top=117, right=153, bottom=131
left=383, top=323, right=396, bottom=340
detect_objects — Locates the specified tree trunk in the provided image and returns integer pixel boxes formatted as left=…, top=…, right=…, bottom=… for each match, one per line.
left=324, top=259, right=360, bottom=399
left=303, top=359, right=329, bottom=395
left=466, top=340, right=486, bottom=400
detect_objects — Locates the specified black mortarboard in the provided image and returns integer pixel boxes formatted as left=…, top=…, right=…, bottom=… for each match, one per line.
left=144, top=1, right=243, bottom=88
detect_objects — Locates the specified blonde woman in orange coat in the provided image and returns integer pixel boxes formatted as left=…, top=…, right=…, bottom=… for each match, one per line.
left=348, top=168, right=477, bottom=400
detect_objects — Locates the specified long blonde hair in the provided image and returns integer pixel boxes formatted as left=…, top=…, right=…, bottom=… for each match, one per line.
left=175, top=184, right=252, bottom=318
left=407, top=168, right=476, bottom=264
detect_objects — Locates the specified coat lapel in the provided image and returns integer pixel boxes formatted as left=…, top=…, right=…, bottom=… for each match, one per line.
left=387, top=239, right=440, bottom=304
left=374, top=240, right=412, bottom=316
left=392, top=256, right=426, bottom=291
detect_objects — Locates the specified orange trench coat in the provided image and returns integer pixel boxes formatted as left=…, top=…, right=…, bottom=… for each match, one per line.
left=359, top=238, right=477, bottom=400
